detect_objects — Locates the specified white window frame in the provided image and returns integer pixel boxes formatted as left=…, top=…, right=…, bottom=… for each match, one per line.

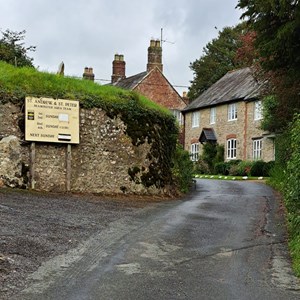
left=191, top=111, right=200, bottom=128
left=254, top=100, right=263, bottom=120
left=171, top=109, right=183, bottom=126
left=228, top=103, right=237, bottom=121
left=253, top=139, right=262, bottom=160
left=227, top=139, right=237, bottom=159
left=210, top=107, right=216, bottom=124
left=190, top=143, right=199, bottom=161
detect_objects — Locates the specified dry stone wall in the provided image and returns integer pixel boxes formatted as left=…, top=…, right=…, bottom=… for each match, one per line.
left=0, top=101, right=166, bottom=194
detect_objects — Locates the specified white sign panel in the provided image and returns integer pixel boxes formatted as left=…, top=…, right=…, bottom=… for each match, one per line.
left=25, top=97, right=80, bottom=144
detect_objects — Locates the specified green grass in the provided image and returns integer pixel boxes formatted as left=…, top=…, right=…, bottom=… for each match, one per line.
left=194, top=174, right=267, bottom=181
left=0, top=61, right=170, bottom=115
left=289, top=235, right=300, bottom=276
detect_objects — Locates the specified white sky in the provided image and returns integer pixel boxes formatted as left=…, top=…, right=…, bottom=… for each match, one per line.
left=0, top=0, right=242, bottom=95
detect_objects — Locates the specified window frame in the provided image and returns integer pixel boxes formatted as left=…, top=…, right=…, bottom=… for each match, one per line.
left=171, top=109, right=183, bottom=126
left=254, top=100, right=263, bottom=120
left=190, top=143, right=199, bottom=161
left=210, top=107, right=216, bottom=124
left=253, top=139, right=262, bottom=160
left=191, top=111, right=200, bottom=128
left=228, top=103, right=237, bottom=121
left=227, top=138, right=237, bottom=159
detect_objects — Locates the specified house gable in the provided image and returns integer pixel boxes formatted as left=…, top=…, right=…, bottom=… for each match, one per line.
left=133, top=67, right=186, bottom=110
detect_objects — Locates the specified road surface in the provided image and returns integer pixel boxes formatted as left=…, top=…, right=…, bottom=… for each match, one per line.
left=16, top=180, right=300, bottom=300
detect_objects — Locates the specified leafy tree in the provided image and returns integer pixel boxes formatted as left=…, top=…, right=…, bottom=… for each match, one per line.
left=0, top=29, right=35, bottom=67
left=237, top=0, right=300, bottom=74
left=237, top=0, right=300, bottom=131
left=188, top=23, right=251, bottom=100
left=234, top=30, right=258, bottom=66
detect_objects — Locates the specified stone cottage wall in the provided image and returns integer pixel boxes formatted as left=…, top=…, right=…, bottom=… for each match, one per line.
left=184, top=100, right=275, bottom=162
left=0, top=101, right=165, bottom=194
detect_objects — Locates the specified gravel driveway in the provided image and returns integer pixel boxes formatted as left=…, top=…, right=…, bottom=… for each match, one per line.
left=0, top=188, right=164, bottom=299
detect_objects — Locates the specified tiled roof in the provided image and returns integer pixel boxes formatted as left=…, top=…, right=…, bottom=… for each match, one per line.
left=183, top=67, right=263, bottom=112
left=111, top=71, right=147, bottom=90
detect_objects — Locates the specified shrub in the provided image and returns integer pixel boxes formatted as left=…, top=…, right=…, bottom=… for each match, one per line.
left=250, top=160, right=267, bottom=177
left=268, top=163, right=286, bottom=191
left=283, top=114, right=300, bottom=276
left=202, top=142, right=217, bottom=173
left=284, top=114, right=300, bottom=222
left=193, top=158, right=210, bottom=174
left=213, top=144, right=225, bottom=165
left=214, top=162, right=230, bottom=175
left=201, top=142, right=225, bottom=174
left=236, top=161, right=254, bottom=176
left=228, top=164, right=240, bottom=176
left=172, top=145, right=194, bottom=193
left=263, top=161, right=275, bottom=177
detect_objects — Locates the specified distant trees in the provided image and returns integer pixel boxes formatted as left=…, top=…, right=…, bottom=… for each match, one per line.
left=0, top=29, right=35, bottom=67
left=188, top=23, right=252, bottom=100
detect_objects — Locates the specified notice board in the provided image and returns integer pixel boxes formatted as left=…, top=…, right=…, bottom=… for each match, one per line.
left=25, top=97, right=80, bottom=144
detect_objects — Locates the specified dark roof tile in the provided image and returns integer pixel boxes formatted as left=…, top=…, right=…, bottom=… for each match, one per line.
left=183, top=67, right=263, bottom=112
left=111, top=71, right=147, bottom=90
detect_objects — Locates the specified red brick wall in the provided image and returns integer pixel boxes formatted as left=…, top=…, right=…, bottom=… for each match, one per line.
left=134, top=68, right=186, bottom=110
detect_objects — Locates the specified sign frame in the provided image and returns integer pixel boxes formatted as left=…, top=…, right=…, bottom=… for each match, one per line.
left=25, top=97, right=80, bottom=144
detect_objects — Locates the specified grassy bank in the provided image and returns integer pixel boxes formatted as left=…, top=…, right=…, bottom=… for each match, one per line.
left=267, top=115, right=300, bottom=277
left=0, top=61, right=179, bottom=190
left=0, top=61, right=169, bottom=114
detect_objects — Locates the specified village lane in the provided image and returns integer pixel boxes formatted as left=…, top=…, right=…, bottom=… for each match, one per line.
left=16, top=180, right=300, bottom=300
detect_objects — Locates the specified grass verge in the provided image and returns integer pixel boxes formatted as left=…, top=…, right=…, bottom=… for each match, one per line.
left=194, top=174, right=267, bottom=181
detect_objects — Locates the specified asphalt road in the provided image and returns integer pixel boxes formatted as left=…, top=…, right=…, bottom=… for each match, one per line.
left=17, top=180, right=299, bottom=300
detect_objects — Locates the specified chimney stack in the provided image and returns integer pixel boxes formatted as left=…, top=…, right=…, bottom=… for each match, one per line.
left=111, top=54, right=126, bottom=83
left=147, top=39, right=163, bottom=73
left=182, top=91, right=190, bottom=105
left=83, top=67, right=95, bottom=81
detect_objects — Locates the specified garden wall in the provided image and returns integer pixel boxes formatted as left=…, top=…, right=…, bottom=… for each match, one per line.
left=0, top=101, right=167, bottom=195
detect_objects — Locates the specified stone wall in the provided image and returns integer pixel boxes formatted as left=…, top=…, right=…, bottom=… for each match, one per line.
left=184, top=100, right=275, bottom=162
left=0, top=101, right=167, bottom=194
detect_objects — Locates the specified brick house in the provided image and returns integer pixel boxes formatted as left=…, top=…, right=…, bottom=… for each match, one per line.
left=182, top=67, right=275, bottom=162
left=110, top=40, right=187, bottom=131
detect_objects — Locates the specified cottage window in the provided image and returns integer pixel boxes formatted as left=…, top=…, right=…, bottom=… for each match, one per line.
left=192, top=111, right=200, bottom=128
left=228, top=103, right=237, bottom=121
left=254, top=100, right=262, bottom=120
left=190, top=143, right=199, bottom=161
left=210, top=107, right=216, bottom=124
left=171, top=109, right=183, bottom=126
left=227, top=139, right=237, bottom=159
left=253, top=139, right=262, bottom=160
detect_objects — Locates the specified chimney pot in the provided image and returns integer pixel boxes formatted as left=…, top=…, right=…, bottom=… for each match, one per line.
left=112, top=54, right=126, bottom=83
left=83, top=67, right=95, bottom=81
left=150, top=39, right=156, bottom=47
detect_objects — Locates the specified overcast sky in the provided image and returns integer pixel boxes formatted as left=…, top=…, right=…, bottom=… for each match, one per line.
left=0, top=0, right=242, bottom=95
